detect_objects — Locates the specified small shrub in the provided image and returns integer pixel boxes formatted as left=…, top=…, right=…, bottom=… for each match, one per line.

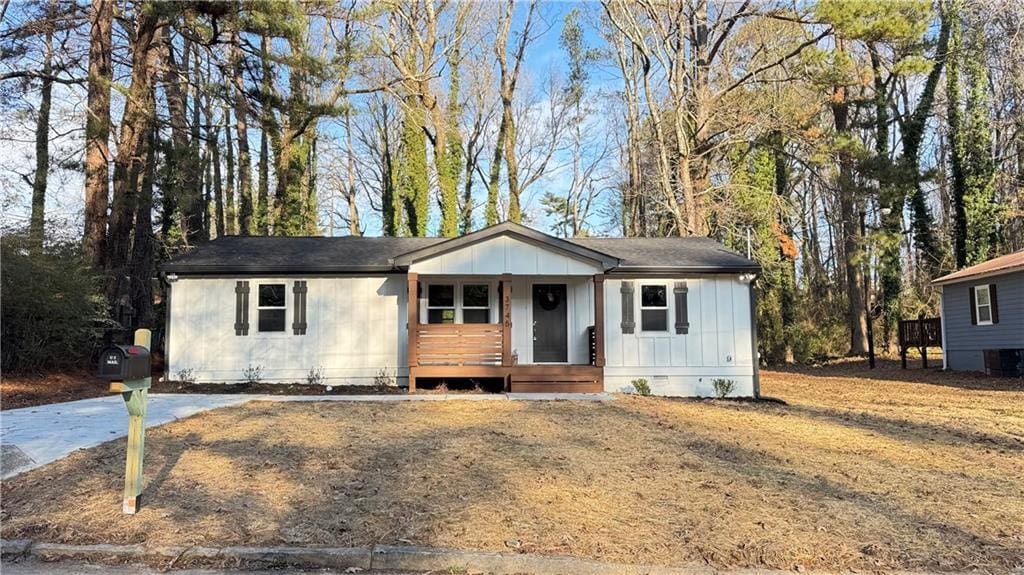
left=373, top=367, right=395, bottom=391
left=712, top=378, right=735, bottom=398
left=631, top=378, right=651, bottom=396
left=306, top=365, right=325, bottom=386
left=242, top=364, right=263, bottom=385
left=176, top=367, right=196, bottom=384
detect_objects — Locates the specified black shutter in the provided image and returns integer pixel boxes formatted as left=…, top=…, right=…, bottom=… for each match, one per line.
left=674, top=281, right=689, bottom=334
left=235, top=281, right=250, bottom=335
left=293, top=280, right=308, bottom=335
left=990, top=284, right=999, bottom=324
left=969, top=286, right=977, bottom=325
left=620, top=281, right=635, bottom=334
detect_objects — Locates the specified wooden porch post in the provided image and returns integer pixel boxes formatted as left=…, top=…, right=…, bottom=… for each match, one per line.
left=501, top=274, right=512, bottom=367
left=593, top=274, right=605, bottom=367
left=407, top=272, right=418, bottom=392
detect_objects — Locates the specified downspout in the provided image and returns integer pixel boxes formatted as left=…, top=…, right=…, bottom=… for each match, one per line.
left=747, top=275, right=761, bottom=398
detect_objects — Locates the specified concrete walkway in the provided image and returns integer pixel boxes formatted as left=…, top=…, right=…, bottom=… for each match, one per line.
left=1, top=392, right=610, bottom=478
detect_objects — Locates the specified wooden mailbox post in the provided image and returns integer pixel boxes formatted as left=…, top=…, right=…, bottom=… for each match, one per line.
left=103, top=329, right=152, bottom=514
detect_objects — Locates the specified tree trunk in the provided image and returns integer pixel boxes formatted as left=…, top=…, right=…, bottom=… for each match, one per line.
left=256, top=34, right=271, bottom=235
left=232, top=28, right=253, bottom=236
left=831, top=81, right=869, bottom=356
left=29, top=0, right=54, bottom=249
left=343, top=108, right=361, bottom=235
left=205, top=100, right=224, bottom=238
left=159, top=28, right=203, bottom=244
left=224, top=106, right=236, bottom=234
left=83, top=0, right=112, bottom=268
left=129, top=126, right=157, bottom=330
left=108, top=4, right=160, bottom=302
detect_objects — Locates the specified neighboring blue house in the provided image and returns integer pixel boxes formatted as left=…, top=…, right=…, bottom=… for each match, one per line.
left=933, top=251, right=1024, bottom=375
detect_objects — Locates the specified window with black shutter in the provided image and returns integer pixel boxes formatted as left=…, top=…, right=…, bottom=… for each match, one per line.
left=257, top=284, right=287, bottom=332
left=640, top=284, right=668, bottom=332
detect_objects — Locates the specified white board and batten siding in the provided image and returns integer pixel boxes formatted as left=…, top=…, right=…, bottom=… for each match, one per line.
left=167, top=276, right=408, bottom=384
left=603, top=276, right=755, bottom=397
left=409, top=235, right=603, bottom=276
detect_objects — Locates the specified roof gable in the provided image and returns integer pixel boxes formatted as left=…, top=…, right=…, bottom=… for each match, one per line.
left=392, top=222, right=620, bottom=270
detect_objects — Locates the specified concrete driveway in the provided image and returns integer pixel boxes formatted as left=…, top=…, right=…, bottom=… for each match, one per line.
left=1, top=392, right=610, bottom=478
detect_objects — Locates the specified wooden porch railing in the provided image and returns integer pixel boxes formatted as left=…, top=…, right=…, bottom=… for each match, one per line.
left=415, top=324, right=503, bottom=366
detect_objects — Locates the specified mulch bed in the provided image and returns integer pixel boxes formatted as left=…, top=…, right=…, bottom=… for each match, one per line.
left=1, top=370, right=109, bottom=410
left=1, top=372, right=409, bottom=410
left=2, top=364, right=1022, bottom=573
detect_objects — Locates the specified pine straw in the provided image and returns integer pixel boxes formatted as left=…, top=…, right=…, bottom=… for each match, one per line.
left=2, top=364, right=1022, bottom=572
left=0, top=369, right=108, bottom=410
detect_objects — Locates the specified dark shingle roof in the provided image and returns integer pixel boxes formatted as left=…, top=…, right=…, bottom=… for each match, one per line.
left=162, top=236, right=444, bottom=274
left=162, top=233, right=759, bottom=275
left=568, top=237, right=758, bottom=272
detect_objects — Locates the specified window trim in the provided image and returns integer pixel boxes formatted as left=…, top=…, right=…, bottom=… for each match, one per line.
left=461, top=283, right=491, bottom=324
left=426, top=283, right=456, bottom=324
left=422, top=280, right=498, bottom=325
left=256, top=283, right=288, bottom=333
left=639, top=283, right=670, bottom=333
left=974, top=284, right=993, bottom=325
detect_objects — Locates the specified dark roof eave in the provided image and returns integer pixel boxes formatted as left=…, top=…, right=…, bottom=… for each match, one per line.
left=161, top=264, right=400, bottom=275
left=607, top=265, right=761, bottom=275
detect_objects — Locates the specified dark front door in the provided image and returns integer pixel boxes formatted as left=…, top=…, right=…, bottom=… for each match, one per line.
left=533, top=284, right=568, bottom=363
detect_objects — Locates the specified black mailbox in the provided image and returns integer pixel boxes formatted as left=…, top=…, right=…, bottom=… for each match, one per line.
left=98, top=345, right=151, bottom=381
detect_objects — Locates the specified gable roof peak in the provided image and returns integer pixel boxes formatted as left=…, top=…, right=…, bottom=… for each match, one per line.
left=391, top=221, right=620, bottom=269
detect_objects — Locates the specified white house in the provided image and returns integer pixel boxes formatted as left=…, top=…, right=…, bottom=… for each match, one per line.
left=162, top=222, right=761, bottom=397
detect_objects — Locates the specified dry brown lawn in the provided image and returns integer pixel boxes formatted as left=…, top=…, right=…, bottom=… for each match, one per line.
left=2, top=361, right=1022, bottom=572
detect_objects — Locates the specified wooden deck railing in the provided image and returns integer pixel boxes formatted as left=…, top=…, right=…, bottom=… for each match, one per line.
left=415, top=324, right=503, bottom=366
left=898, top=315, right=942, bottom=369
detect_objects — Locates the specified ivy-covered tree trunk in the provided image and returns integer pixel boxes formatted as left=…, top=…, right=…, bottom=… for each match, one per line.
left=946, top=1, right=969, bottom=269
left=898, top=9, right=951, bottom=275
left=380, top=100, right=401, bottom=236
left=437, top=20, right=463, bottom=238
left=398, top=100, right=429, bottom=236
left=961, top=25, right=998, bottom=265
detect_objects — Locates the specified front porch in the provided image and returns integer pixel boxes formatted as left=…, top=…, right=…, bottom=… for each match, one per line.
left=406, top=273, right=606, bottom=393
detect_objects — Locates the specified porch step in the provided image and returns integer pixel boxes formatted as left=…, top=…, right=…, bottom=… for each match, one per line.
left=509, top=374, right=603, bottom=394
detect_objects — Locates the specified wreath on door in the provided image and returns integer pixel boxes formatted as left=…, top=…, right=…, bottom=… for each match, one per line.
left=538, top=287, right=561, bottom=311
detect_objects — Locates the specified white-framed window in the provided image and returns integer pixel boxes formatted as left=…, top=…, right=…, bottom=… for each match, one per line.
left=257, top=283, right=287, bottom=332
left=427, top=284, right=456, bottom=324
left=975, top=284, right=993, bottom=325
left=640, top=284, right=669, bottom=332
left=462, top=284, right=490, bottom=324
left=424, top=281, right=496, bottom=324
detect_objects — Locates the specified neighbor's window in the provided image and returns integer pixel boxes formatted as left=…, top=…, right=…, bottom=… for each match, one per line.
left=462, top=284, right=490, bottom=324
left=975, top=284, right=993, bottom=325
left=427, top=284, right=455, bottom=324
left=258, top=284, right=286, bottom=332
left=640, top=284, right=668, bottom=332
